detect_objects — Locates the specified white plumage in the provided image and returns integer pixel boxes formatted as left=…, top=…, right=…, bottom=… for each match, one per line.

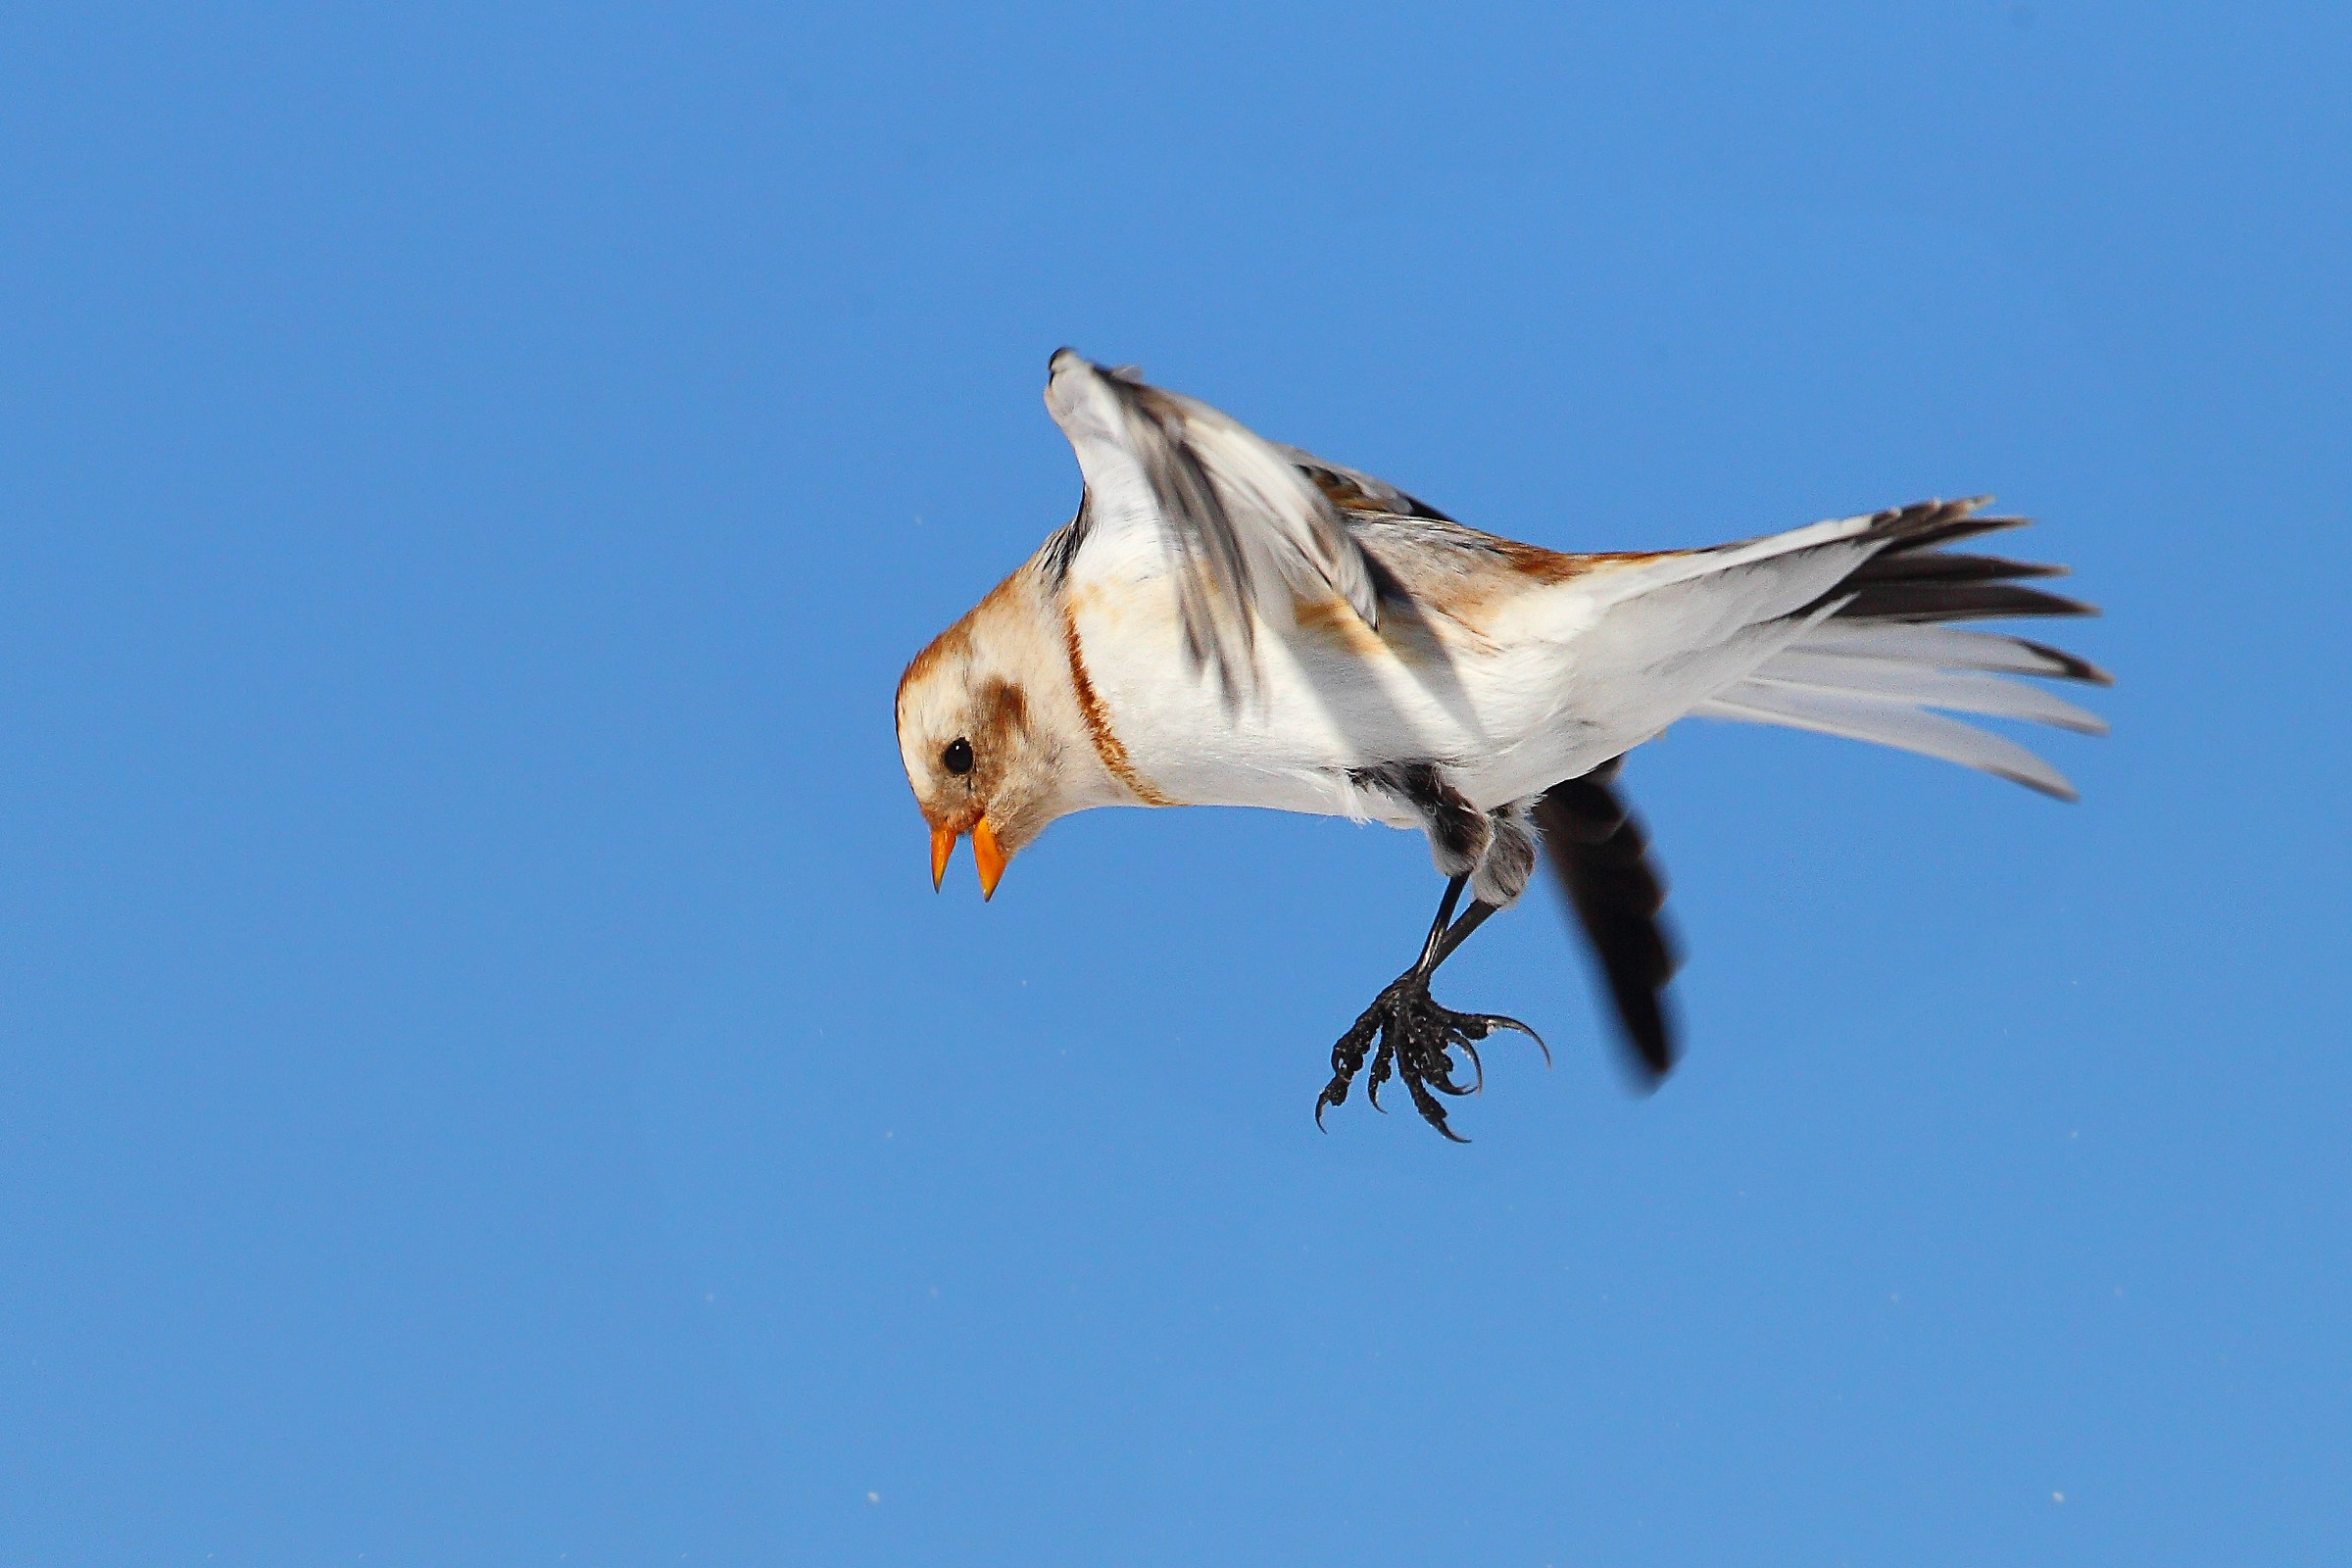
left=894, top=350, right=2108, bottom=1134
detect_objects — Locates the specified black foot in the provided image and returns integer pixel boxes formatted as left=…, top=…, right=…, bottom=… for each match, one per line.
left=1315, top=969, right=1546, bottom=1142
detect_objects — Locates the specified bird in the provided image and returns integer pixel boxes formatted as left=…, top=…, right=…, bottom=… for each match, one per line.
left=896, top=349, right=2108, bottom=1140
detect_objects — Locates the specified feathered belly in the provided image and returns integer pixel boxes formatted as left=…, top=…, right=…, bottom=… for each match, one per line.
left=1068, top=580, right=1604, bottom=817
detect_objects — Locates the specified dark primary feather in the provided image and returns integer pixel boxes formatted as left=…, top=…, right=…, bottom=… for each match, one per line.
left=1798, top=497, right=2102, bottom=629
left=1534, top=760, right=1681, bottom=1082
left=1846, top=551, right=2064, bottom=586
left=1835, top=580, right=2094, bottom=623
left=1869, top=507, right=2026, bottom=558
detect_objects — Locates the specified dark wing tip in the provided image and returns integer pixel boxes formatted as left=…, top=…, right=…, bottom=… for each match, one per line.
left=1533, top=768, right=1684, bottom=1088
left=1605, top=978, right=1679, bottom=1087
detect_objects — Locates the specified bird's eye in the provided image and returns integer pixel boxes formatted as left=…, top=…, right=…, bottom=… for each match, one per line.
left=943, top=737, right=974, bottom=775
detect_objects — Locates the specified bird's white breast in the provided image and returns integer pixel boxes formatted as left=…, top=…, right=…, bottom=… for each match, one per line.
left=1065, top=565, right=1623, bottom=819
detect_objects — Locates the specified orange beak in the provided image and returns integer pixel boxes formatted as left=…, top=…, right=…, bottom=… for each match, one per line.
left=928, top=815, right=1008, bottom=901
left=971, top=815, right=1006, bottom=901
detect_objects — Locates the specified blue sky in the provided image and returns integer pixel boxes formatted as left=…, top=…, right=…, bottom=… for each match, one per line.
left=3, top=4, right=2346, bottom=1563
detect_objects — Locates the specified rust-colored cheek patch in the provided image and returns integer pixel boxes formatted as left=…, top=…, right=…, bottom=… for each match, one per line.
left=975, top=674, right=1028, bottom=753
left=1063, top=610, right=1176, bottom=807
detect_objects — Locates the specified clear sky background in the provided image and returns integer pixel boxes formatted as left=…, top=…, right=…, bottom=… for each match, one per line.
left=4, top=4, right=2346, bottom=1564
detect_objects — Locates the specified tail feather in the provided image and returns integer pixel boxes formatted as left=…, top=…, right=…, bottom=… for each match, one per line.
left=1739, top=650, right=2110, bottom=734
left=1693, top=683, right=2082, bottom=800
left=1846, top=550, right=2063, bottom=587
left=1861, top=508, right=2027, bottom=558
left=1793, top=621, right=2114, bottom=686
left=1688, top=498, right=2107, bottom=797
left=1830, top=578, right=2095, bottom=624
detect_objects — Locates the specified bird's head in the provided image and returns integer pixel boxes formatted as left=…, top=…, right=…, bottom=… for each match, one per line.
left=895, top=571, right=1086, bottom=899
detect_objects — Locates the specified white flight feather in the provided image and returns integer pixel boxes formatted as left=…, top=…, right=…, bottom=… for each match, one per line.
left=1045, top=351, right=1378, bottom=706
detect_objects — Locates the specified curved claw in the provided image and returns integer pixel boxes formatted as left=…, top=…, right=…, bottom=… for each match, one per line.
left=1475, top=1012, right=1550, bottom=1068
left=1453, top=1036, right=1486, bottom=1095
left=1424, top=1043, right=1478, bottom=1097
left=1365, top=1033, right=1396, bottom=1112
left=1400, top=1068, right=1470, bottom=1143
left=1314, top=964, right=1539, bottom=1138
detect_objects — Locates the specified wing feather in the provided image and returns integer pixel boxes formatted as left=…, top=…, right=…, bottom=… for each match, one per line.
left=1044, top=350, right=1380, bottom=705
left=1270, top=442, right=1456, bottom=521
left=1533, top=761, right=1681, bottom=1082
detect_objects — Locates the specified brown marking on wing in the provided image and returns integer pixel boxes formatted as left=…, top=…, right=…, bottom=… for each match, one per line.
left=1062, top=606, right=1177, bottom=808
left=1337, top=516, right=1684, bottom=632
left=1497, top=541, right=1684, bottom=582
left=1289, top=593, right=1464, bottom=665
left=1302, top=467, right=1391, bottom=515
left=1490, top=539, right=1595, bottom=583
left=1291, top=594, right=1391, bottom=654
left=1416, top=539, right=1686, bottom=633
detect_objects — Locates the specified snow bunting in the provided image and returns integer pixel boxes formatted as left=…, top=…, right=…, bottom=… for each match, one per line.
left=898, top=350, right=2108, bottom=1139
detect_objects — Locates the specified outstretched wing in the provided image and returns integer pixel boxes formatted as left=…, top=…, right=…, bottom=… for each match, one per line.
left=1533, top=759, right=1681, bottom=1084
left=1043, top=349, right=1382, bottom=706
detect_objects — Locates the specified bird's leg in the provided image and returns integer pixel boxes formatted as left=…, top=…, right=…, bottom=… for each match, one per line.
left=1414, top=874, right=1470, bottom=970
left=1316, top=878, right=1545, bottom=1142
left=1360, top=876, right=1467, bottom=1118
